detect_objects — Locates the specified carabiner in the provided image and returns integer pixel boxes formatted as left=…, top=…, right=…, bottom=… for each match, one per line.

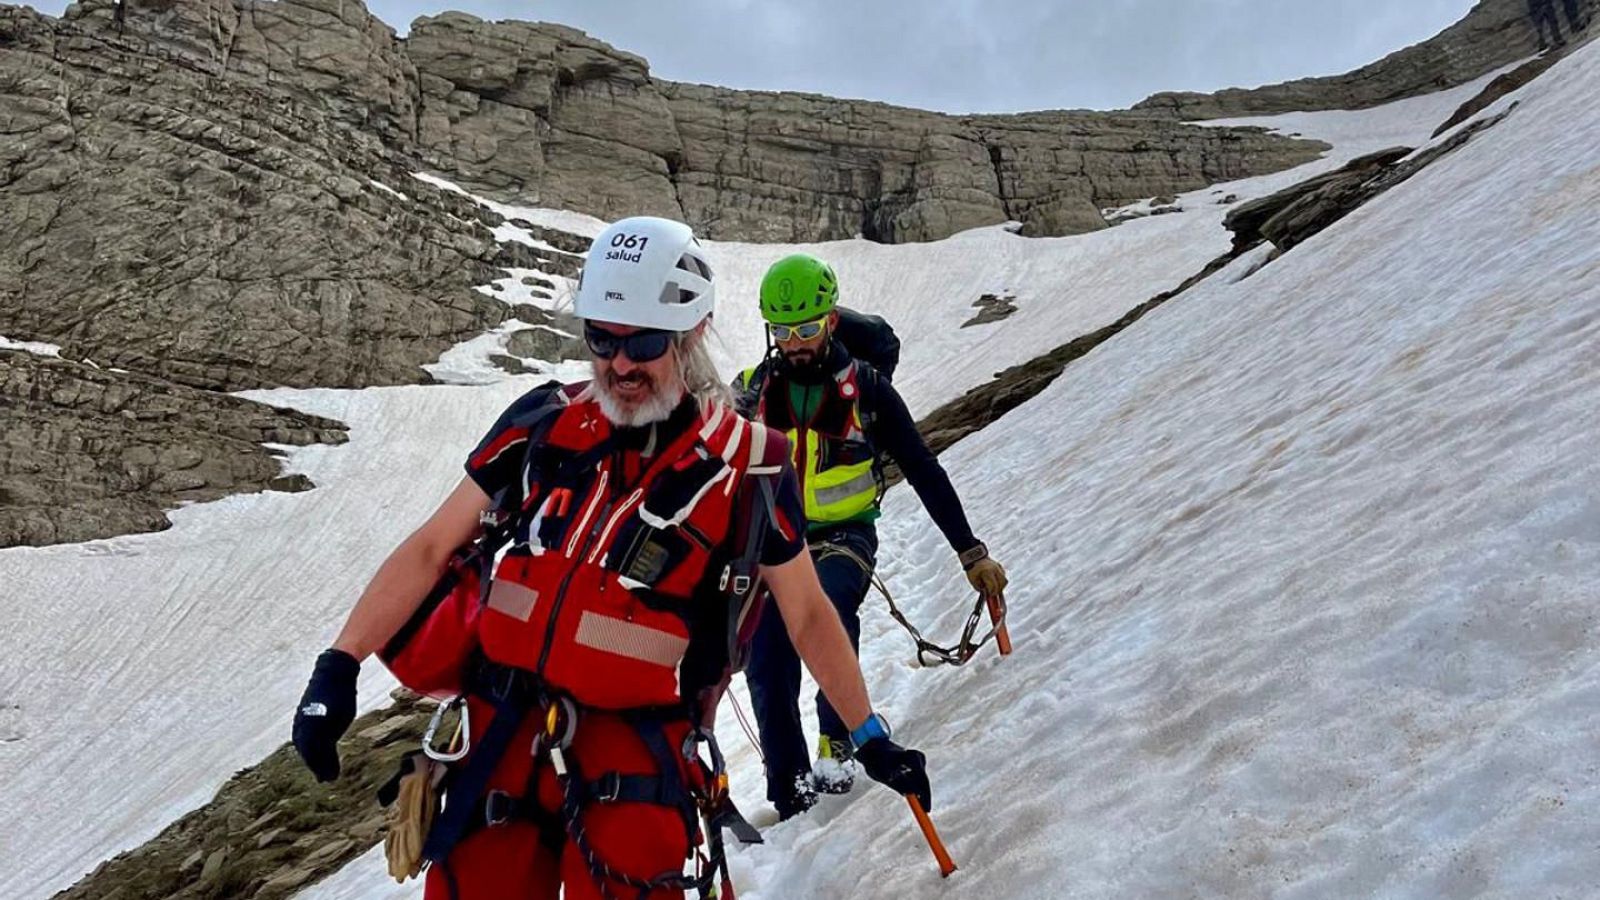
left=544, top=695, right=579, bottom=750
left=422, top=697, right=471, bottom=763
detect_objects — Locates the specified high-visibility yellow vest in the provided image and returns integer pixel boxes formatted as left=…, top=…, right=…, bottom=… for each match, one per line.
left=739, top=361, right=881, bottom=525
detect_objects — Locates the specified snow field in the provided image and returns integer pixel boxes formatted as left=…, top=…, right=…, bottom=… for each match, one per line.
left=307, top=55, right=1585, bottom=900
left=726, top=44, right=1600, bottom=898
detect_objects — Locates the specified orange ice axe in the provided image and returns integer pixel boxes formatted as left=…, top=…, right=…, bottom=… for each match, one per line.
left=907, top=795, right=957, bottom=878
left=986, top=591, right=1013, bottom=656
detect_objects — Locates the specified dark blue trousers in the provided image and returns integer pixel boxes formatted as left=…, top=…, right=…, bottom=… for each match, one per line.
left=744, top=522, right=877, bottom=810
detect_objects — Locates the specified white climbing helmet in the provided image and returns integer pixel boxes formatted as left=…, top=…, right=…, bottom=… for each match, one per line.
left=573, top=216, right=715, bottom=332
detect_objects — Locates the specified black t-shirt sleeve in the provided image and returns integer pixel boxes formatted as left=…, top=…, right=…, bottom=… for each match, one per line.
left=758, top=460, right=808, bottom=567
left=463, top=383, right=562, bottom=500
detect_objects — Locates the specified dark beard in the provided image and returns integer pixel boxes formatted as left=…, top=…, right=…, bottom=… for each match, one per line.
left=781, top=348, right=818, bottom=368
left=777, top=342, right=831, bottom=381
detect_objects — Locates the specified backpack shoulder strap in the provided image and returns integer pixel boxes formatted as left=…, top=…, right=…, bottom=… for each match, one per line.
left=724, top=421, right=790, bottom=638
left=836, top=358, right=881, bottom=436
left=480, top=380, right=580, bottom=549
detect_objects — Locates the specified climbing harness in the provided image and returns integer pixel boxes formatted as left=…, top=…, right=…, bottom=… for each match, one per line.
left=544, top=699, right=745, bottom=900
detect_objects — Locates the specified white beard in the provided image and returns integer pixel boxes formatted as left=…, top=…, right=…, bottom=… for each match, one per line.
left=594, top=373, right=686, bottom=427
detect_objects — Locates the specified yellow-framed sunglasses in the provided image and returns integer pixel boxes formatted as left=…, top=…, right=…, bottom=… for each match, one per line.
left=768, top=317, right=828, bottom=342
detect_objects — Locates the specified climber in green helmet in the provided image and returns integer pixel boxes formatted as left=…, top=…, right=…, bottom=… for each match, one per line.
left=735, top=252, right=1009, bottom=820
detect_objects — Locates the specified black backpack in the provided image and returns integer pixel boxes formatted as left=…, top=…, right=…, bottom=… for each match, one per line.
left=833, top=306, right=900, bottom=380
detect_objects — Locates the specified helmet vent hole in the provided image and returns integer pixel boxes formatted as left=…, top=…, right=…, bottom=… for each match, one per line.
left=677, top=254, right=712, bottom=280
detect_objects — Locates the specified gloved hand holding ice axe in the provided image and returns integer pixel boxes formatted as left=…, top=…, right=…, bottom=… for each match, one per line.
left=852, top=714, right=957, bottom=877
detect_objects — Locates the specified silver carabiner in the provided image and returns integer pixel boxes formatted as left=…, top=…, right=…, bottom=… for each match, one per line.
left=423, top=697, right=471, bottom=763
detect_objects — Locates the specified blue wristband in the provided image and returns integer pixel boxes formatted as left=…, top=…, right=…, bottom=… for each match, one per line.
left=850, top=712, right=892, bottom=749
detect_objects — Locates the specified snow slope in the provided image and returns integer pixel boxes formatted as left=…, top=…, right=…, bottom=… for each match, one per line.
left=314, top=52, right=1599, bottom=900
left=0, top=56, right=1578, bottom=900
left=750, top=47, right=1600, bottom=898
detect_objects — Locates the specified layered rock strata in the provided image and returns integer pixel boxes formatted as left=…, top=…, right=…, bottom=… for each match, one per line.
left=0, top=352, right=346, bottom=547
left=404, top=12, right=1328, bottom=242
left=1, top=3, right=514, bottom=392
left=1134, top=0, right=1594, bottom=119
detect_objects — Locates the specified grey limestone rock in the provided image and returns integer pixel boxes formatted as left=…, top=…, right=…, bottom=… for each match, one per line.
left=405, top=14, right=1327, bottom=243
left=0, top=351, right=347, bottom=547
left=1, top=3, right=513, bottom=392
left=1134, top=0, right=1595, bottom=119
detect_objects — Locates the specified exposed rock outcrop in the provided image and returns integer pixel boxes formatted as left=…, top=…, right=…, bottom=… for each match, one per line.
left=50, top=690, right=434, bottom=900
left=1, top=2, right=514, bottom=392
left=1224, top=105, right=1515, bottom=254
left=1134, top=0, right=1593, bottom=119
left=1223, top=147, right=1416, bottom=253
left=407, top=14, right=1328, bottom=242
left=1432, top=51, right=1562, bottom=136
left=962, top=293, right=1019, bottom=328
left=0, top=351, right=346, bottom=547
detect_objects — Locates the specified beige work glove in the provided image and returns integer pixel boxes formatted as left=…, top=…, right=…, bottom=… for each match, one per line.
left=385, top=756, right=443, bottom=882
left=960, top=543, right=1009, bottom=596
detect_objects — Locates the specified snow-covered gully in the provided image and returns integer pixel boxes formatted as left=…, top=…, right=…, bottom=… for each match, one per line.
left=8, top=48, right=1597, bottom=900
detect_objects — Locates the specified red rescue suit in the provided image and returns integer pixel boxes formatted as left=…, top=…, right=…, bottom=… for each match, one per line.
left=425, top=390, right=784, bottom=900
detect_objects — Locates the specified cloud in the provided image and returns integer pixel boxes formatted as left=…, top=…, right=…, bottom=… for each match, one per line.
left=27, top=0, right=1480, bottom=112
left=436, top=0, right=1477, bottom=112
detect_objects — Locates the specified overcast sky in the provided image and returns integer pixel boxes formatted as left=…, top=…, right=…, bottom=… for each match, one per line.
left=34, top=0, right=1479, bottom=111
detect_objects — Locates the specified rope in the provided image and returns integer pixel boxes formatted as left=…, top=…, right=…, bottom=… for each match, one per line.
left=816, top=541, right=1009, bottom=667
left=730, top=688, right=765, bottom=764
left=881, top=578, right=1007, bottom=667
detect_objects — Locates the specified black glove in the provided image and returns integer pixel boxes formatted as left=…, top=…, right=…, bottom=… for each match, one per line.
left=855, top=737, right=932, bottom=811
left=292, top=648, right=360, bottom=782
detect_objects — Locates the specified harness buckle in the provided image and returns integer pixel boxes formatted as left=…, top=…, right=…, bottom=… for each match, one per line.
left=593, top=772, right=623, bottom=803
left=484, top=789, right=514, bottom=827
left=717, top=563, right=730, bottom=592
left=731, top=574, right=751, bottom=595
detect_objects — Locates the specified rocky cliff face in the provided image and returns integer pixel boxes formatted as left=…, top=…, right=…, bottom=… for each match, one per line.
left=1134, top=0, right=1595, bottom=119
left=1, top=1, right=514, bottom=392
left=0, top=352, right=347, bottom=546
left=0, top=0, right=515, bottom=545
left=1, top=0, right=1328, bottom=400
left=403, top=13, right=1326, bottom=243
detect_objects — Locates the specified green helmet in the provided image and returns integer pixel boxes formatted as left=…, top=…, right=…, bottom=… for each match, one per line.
left=759, top=254, right=839, bottom=325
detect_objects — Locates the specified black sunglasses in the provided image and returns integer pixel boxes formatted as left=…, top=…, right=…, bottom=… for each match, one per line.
left=584, top=324, right=675, bottom=362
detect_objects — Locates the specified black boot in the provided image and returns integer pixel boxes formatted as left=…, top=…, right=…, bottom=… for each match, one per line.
left=775, top=776, right=818, bottom=821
